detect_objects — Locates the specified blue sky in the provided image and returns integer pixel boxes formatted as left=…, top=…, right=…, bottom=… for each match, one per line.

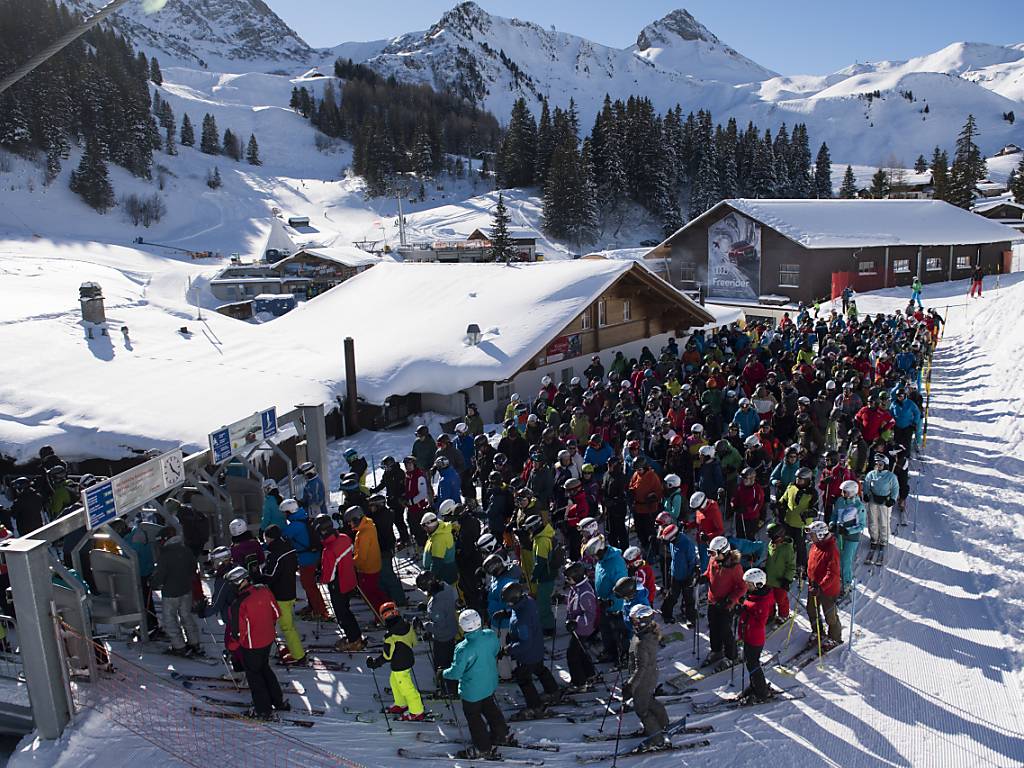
left=268, top=0, right=1018, bottom=75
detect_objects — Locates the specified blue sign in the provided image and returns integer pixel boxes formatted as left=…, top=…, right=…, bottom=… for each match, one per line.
left=261, top=407, right=278, bottom=440
left=210, top=427, right=233, bottom=464
left=83, top=480, right=117, bottom=530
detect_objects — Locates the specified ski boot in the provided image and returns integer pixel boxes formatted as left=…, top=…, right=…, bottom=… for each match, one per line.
left=186, top=644, right=206, bottom=658
left=337, top=637, right=367, bottom=652
left=274, top=700, right=292, bottom=712
left=702, top=650, right=723, bottom=667
left=244, top=708, right=277, bottom=721
left=386, top=705, right=408, bottom=715
left=399, top=711, right=427, bottom=721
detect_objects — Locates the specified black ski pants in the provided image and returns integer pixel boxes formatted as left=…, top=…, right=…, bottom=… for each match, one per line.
left=463, top=695, right=508, bottom=752
left=566, top=632, right=595, bottom=685
left=327, top=581, right=362, bottom=642
left=514, top=661, right=559, bottom=709
left=661, top=576, right=697, bottom=624
left=744, top=642, right=769, bottom=698
left=707, top=602, right=737, bottom=660
left=241, top=644, right=284, bottom=716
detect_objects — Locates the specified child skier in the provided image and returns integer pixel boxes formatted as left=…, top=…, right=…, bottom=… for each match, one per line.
left=367, top=602, right=426, bottom=721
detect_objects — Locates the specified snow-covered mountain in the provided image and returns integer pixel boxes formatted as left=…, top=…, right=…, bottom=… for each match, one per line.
left=69, top=0, right=314, bottom=71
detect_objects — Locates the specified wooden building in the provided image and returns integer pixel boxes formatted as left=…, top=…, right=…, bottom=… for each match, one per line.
left=211, top=247, right=380, bottom=303
left=646, top=199, right=1020, bottom=305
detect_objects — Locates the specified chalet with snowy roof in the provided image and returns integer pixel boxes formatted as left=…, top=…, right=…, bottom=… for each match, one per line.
left=645, top=199, right=1021, bottom=305
left=467, top=227, right=539, bottom=261
left=973, top=200, right=1024, bottom=235
left=211, top=246, right=380, bottom=303
left=283, top=259, right=715, bottom=426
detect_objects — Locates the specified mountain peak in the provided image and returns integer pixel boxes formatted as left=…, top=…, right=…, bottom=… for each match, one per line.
left=432, top=1, right=492, bottom=37
left=636, top=9, right=720, bottom=50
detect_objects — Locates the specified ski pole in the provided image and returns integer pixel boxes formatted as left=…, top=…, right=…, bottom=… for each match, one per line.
left=611, top=679, right=628, bottom=768
left=848, top=577, right=857, bottom=655
left=202, top=617, right=241, bottom=692
left=598, top=661, right=624, bottom=733
left=730, top=612, right=738, bottom=688
left=812, top=592, right=824, bottom=668
left=549, top=593, right=558, bottom=674
left=369, top=661, right=393, bottom=734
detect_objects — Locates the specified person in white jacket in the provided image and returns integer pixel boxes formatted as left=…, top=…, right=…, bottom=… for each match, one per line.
left=862, top=453, right=899, bottom=562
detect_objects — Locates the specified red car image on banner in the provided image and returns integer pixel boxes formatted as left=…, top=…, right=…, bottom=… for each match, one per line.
left=708, top=211, right=761, bottom=299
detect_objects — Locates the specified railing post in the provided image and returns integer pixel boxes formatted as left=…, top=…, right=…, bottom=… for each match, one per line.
left=299, top=403, right=330, bottom=493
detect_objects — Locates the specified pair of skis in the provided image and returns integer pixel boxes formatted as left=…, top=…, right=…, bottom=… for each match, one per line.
left=574, top=714, right=712, bottom=763
left=689, top=686, right=807, bottom=714
left=189, top=705, right=317, bottom=728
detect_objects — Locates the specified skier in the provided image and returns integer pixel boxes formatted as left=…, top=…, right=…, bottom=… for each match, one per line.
left=830, top=480, right=866, bottom=594
left=342, top=448, right=369, bottom=491
left=627, top=457, right=663, bottom=556
left=444, top=500, right=485, bottom=614
left=259, top=480, right=286, bottom=535
left=316, top=514, right=365, bottom=652
left=623, top=604, right=670, bottom=747
left=585, top=535, right=629, bottom=664
left=443, top=609, right=509, bottom=760
left=281, top=498, right=329, bottom=621
left=415, top=571, right=459, bottom=694
left=367, top=603, right=426, bottom=721
left=612, top=576, right=650, bottom=639
left=298, top=461, right=326, bottom=517
left=863, top=454, right=899, bottom=564
left=969, top=265, right=984, bottom=298
left=778, top=467, right=818, bottom=573
left=911, top=276, right=923, bottom=309
left=343, top=506, right=389, bottom=617
left=412, top=424, right=436, bottom=470
left=601, top=456, right=630, bottom=551
left=229, top=518, right=264, bottom=577
left=374, top=456, right=410, bottom=548
left=657, top=523, right=698, bottom=626
left=564, top=561, right=598, bottom=687
left=704, top=536, right=744, bottom=670
left=403, top=455, right=432, bottom=548
left=224, top=566, right=290, bottom=720
left=623, top=546, right=657, bottom=605
left=259, top=525, right=305, bottom=665
left=483, top=554, right=518, bottom=630
left=152, top=526, right=203, bottom=658
left=731, top=466, right=765, bottom=540
left=524, top=514, right=558, bottom=634
left=199, top=547, right=244, bottom=677
left=7, top=477, right=45, bottom=536
left=421, top=512, right=458, bottom=585
left=689, top=490, right=724, bottom=571
left=806, top=521, right=843, bottom=647
left=367, top=493, right=406, bottom=606
left=499, top=582, right=561, bottom=716
left=763, top=523, right=795, bottom=623
left=737, top=568, right=773, bottom=701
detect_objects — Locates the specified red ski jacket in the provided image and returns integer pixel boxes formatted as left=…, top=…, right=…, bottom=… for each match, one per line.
left=705, top=552, right=745, bottom=609
left=855, top=406, right=895, bottom=443
left=738, top=589, right=773, bottom=646
left=731, top=483, right=765, bottom=522
left=808, top=538, right=841, bottom=598
left=228, top=584, right=280, bottom=650
left=319, top=532, right=356, bottom=593
left=696, top=500, right=724, bottom=541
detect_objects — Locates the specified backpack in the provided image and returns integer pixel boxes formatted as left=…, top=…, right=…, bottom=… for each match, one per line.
left=304, top=517, right=323, bottom=554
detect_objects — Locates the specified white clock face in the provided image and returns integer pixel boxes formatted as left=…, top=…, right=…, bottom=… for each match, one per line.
left=163, top=453, right=184, bottom=485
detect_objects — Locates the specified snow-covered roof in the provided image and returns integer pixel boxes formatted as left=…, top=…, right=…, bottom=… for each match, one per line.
left=261, top=217, right=297, bottom=256
left=283, top=246, right=380, bottom=268
left=659, top=199, right=1024, bottom=250
left=973, top=199, right=1024, bottom=214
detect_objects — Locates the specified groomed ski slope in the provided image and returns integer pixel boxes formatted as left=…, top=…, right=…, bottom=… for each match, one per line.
left=9, top=275, right=1024, bottom=768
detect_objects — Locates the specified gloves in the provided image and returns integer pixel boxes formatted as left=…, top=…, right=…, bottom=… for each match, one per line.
left=412, top=616, right=425, bottom=631
left=807, top=583, right=819, bottom=596
left=496, top=646, right=506, bottom=660
left=780, top=578, right=792, bottom=591
left=565, top=619, right=577, bottom=633
left=366, top=655, right=384, bottom=669
left=492, top=609, right=510, bottom=622
left=415, top=601, right=428, bottom=613
left=886, top=498, right=895, bottom=508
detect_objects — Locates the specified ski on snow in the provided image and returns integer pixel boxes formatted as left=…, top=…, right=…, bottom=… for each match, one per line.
left=341, top=706, right=452, bottom=725
left=397, top=747, right=544, bottom=765
left=582, top=722, right=713, bottom=742
left=574, top=738, right=711, bottom=763
left=189, top=705, right=316, bottom=728
left=415, top=732, right=559, bottom=752
left=689, top=687, right=806, bottom=714
left=196, top=694, right=326, bottom=716
left=274, top=657, right=351, bottom=672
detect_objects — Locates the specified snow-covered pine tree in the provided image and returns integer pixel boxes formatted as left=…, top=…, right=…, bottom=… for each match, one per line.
left=688, top=129, right=720, bottom=220
left=948, top=114, right=987, bottom=209
left=180, top=114, right=195, bottom=147
left=716, top=123, right=738, bottom=200
left=788, top=124, right=813, bottom=197
left=200, top=114, right=220, bottom=154
left=930, top=147, right=951, bottom=201
left=914, top=154, right=928, bottom=173
left=869, top=167, right=890, bottom=198
left=488, top=192, right=516, bottom=263
left=69, top=137, right=114, bottom=212
left=1010, top=153, right=1024, bottom=204
left=246, top=134, right=261, bottom=166
left=839, top=165, right=858, bottom=198
left=165, top=120, right=176, bottom=155
left=149, top=56, right=162, bottom=85
left=206, top=166, right=222, bottom=189
left=223, top=129, right=242, bottom=161
left=814, top=142, right=832, bottom=198
left=0, top=91, right=30, bottom=149
left=534, top=98, right=554, bottom=186
left=751, top=130, right=777, bottom=198
left=413, top=124, right=434, bottom=179
left=579, top=137, right=600, bottom=243
left=772, top=124, right=791, bottom=197
left=497, top=98, right=536, bottom=188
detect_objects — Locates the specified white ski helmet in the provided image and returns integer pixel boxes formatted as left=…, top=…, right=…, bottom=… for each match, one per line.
left=623, top=546, right=643, bottom=564
left=689, top=491, right=707, bottom=510
left=664, top=473, right=682, bottom=489
left=840, top=480, right=859, bottom=498
left=808, top=520, right=830, bottom=539
left=628, top=603, right=656, bottom=628
left=455, top=422, right=468, bottom=434
left=738, top=397, right=751, bottom=407
left=691, top=423, right=704, bottom=434
left=873, top=454, right=890, bottom=467
left=421, top=512, right=440, bottom=532
left=583, top=535, right=607, bottom=559
left=698, top=445, right=715, bottom=460
left=209, top=546, right=231, bottom=566
left=577, top=517, right=600, bottom=538
left=228, top=518, right=247, bottom=537
left=541, top=375, right=553, bottom=386
left=744, top=434, right=761, bottom=449
left=279, top=498, right=299, bottom=514
left=438, top=499, right=458, bottom=518
left=743, top=568, right=767, bottom=589
left=709, top=535, right=730, bottom=555
left=261, top=478, right=277, bottom=492
left=458, top=609, right=482, bottom=634
left=476, top=532, right=499, bottom=554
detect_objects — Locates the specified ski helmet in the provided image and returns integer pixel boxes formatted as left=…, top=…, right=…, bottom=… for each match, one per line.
left=421, top=512, right=440, bottom=533
left=796, top=467, right=813, bottom=484
left=458, top=609, right=482, bottom=634
left=743, top=568, right=767, bottom=589
left=577, top=517, right=600, bottom=538
left=262, top=478, right=277, bottom=492
left=613, top=576, right=637, bottom=599
left=808, top=520, right=830, bottom=539
left=583, top=535, right=607, bottom=560
left=280, top=498, right=299, bottom=515
left=741, top=466, right=758, bottom=482
left=313, top=514, right=335, bottom=536
left=209, top=546, right=231, bottom=567
left=623, top=546, right=643, bottom=565
left=380, top=602, right=400, bottom=623
left=415, top=571, right=438, bottom=592
left=655, top=511, right=674, bottom=528
left=691, top=423, right=704, bottom=434
left=343, top=506, right=364, bottom=525
left=523, top=514, right=544, bottom=534
left=501, top=581, right=525, bottom=606
left=689, top=491, right=707, bottom=510
left=339, top=473, right=359, bottom=492
left=564, top=477, right=582, bottom=491
left=873, top=454, right=890, bottom=467
left=766, top=522, right=784, bottom=539
left=228, top=518, right=247, bottom=537
left=840, top=480, right=859, bottom=498
left=658, top=524, right=679, bottom=543
left=709, top=535, right=730, bottom=555
left=629, top=604, right=656, bottom=631
left=433, top=456, right=450, bottom=471
left=482, top=553, right=508, bottom=577
left=224, top=566, right=249, bottom=587
left=299, top=461, right=316, bottom=477
left=438, top=499, right=459, bottom=519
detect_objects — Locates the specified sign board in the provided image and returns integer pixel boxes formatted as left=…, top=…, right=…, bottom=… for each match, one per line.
left=708, top=212, right=761, bottom=300
left=208, top=407, right=278, bottom=464
left=544, top=333, right=582, bottom=364
left=82, top=448, right=185, bottom=529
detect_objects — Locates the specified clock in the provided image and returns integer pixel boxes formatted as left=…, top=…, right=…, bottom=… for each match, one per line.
left=162, top=451, right=184, bottom=486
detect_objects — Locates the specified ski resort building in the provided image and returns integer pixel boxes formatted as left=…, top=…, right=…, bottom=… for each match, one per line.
left=645, top=198, right=1022, bottom=305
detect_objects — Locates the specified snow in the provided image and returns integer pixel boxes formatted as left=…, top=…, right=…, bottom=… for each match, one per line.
left=287, top=246, right=381, bottom=268
left=715, top=198, right=1024, bottom=249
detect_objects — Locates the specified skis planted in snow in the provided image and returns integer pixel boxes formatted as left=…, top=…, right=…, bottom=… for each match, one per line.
left=274, top=657, right=351, bottom=672
left=397, top=747, right=544, bottom=765
left=196, top=694, right=326, bottom=715
left=189, top=705, right=316, bottom=728
left=689, top=687, right=806, bottom=714
left=415, top=732, right=559, bottom=752
left=574, top=738, right=710, bottom=763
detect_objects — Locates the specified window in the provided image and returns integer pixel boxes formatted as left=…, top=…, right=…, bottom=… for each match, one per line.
left=496, top=382, right=511, bottom=404
left=778, top=264, right=800, bottom=287
left=623, top=299, right=632, bottom=322
left=858, top=261, right=876, bottom=275
left=679, top=262, right=696, bottom=284
left=581, top=307, right=592, bottom=330
left=955, top=255, right=971, bottom=270
left=482, top=382, right=495, bottom=403
left=926, top=257, right=942, bottom=272
left=598, top=299, right=608, bottom=327
left=893, top=258, right=911, bottom=274
left=560, top=367, right=573, bottom=385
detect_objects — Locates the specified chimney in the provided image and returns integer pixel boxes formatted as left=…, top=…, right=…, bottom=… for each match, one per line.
left=466, top=323, right=482, bottom=345
left=80, top=282, right=106, bottom=325
left=343, top=337, right=359, bottom=434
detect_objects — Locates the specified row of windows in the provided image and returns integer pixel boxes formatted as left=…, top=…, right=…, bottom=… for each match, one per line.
left=860, top=255, right=974, bottom=275
left=581, top=299, right=632, bottom=330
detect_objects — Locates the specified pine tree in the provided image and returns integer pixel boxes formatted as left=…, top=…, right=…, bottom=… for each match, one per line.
left=839, top=165, right=858, bottom=198
left=914, top=154, right=928, bottom=173
left=497, top=98, right=537, bottom=188
left=69, top=137, right=114, bottom=212
left=716, top=123, right=738, bottom=200
left=948, top=114, right=987, bottom=209
left=1010, top=153, right=1024, bottom=204
left=788, top=124, right=813, bottom=197
left=930, top=147, right=951, bottom=202
left=412, top=124, right=434, bottom=179
left=534, top=98, right=555, bottom=186
left=869, top=167, right=890, bottom=198
left=489, top=192, right=516, bottom=263
left=688, top=133, right=720, bottom=220
left=246, top=134, right=261, bottom=166
left=750, top=131, right=777, bottom=198
left=165, top=122, right=176, bottom=155
left=772, top=124, right=791, bottom=196
left=814, top=142, right=832, bottom=198
left=180, top=114, right=195, bottom=147
left=149, top=56, right=162, bottom=85
left=200, top=113, right=220, bottom=154
left=223, top=129, right=241, bottom=161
